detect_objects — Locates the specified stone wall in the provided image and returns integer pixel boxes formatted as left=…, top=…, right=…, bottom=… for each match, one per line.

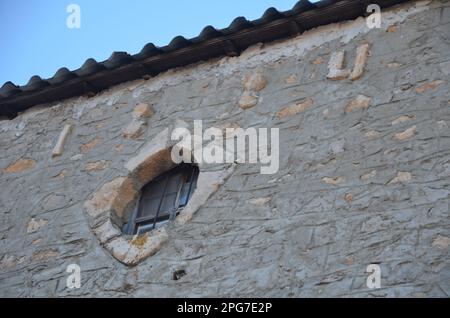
left=0, top=0, right=449, bottom=297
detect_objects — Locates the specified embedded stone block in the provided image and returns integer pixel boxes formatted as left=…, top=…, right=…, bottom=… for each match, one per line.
left=52, top=124, right=73, bottom=157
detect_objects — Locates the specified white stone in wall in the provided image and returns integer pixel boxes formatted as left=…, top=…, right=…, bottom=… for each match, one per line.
left=327, top=51, right=350, bottom=80
left=52, top=124, right=73, bottom=157
left=350, top=44, right=370, bottom=80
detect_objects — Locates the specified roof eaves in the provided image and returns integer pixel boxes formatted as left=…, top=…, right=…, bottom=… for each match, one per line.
left=0, top=0, right=409, bottom=118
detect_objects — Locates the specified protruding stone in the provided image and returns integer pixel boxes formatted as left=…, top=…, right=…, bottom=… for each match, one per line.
left=388, top=172, right=412, bottom=185
left=32, top=239, right=42, bottom=245
left=350, top=44, right=370, bottom=80
left=277, top=99, right=313, bottom=119
left=27, top=218, right=48, bottom=234
left=322, top=177, right=344, bottom=185
left=243, top=73, right=267, bottom=92
left=177, top=165, right=236, bottom=225
left=132, top=103, right=154, bottom=119
left=327, top=51, right=350, bottom=80
left=285, top=74, right=298, bottom=84
left=344, top=193, right=353, bottom=203
left=84, top=160, right=109, bottom=172
left=365, top=130, right=381, bottom=139
left=416, top=80, right=444, bottom=93
left=328, top=45, right=371, bottom=81
left=4, top=159, right=36, bottom=174
left=361, top=170, right=377, bottom=181
left=345, top=95, right=372, bottom=113
left=312, top=57, right=325, bottom=65
left=238, top=72, right=267, bottom=110
left=392, top=115, right=415, bottom=125
left=52, top=124, right=73, bottom=157
left=53, top=169, right=67, bottom=179
left=387, top=62, right=401, bottom=69
left=238, top=91, right=259, bottom=110
left=393, top=126, right=416, bottom=141
left=387, top=24, right=397, bottom=33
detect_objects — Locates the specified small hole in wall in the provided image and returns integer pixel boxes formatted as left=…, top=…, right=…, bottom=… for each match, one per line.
left=172, top=269, right=186, bottom=281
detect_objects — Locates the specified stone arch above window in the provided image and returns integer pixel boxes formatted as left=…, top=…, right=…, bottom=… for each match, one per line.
left=83, top=127, right=235, bottom=266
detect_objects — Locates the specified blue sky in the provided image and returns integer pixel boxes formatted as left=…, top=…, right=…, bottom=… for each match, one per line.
left=0, top=0, right=321, bottom=86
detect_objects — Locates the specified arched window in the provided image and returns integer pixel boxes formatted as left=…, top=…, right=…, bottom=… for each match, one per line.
left=125, top=164, right=199, bottom=235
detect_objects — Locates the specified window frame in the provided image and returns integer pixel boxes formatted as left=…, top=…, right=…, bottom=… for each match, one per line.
left=125, top=164, right=199, bottom=235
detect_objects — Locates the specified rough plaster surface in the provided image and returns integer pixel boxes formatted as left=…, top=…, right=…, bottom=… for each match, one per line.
left=0, top=1, right=449, bottom=297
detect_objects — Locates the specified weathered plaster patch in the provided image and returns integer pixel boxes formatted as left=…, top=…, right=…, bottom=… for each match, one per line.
left=4, top=159, right=36, bottom=174
left=277, top=99, right=314, bottom=119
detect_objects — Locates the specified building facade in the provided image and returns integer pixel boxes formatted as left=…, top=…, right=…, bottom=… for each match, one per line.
left=0, top=0, right=449, bottom=297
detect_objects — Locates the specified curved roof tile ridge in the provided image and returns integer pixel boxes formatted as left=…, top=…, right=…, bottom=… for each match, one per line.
left=0, top=0, right=409, bottom=118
